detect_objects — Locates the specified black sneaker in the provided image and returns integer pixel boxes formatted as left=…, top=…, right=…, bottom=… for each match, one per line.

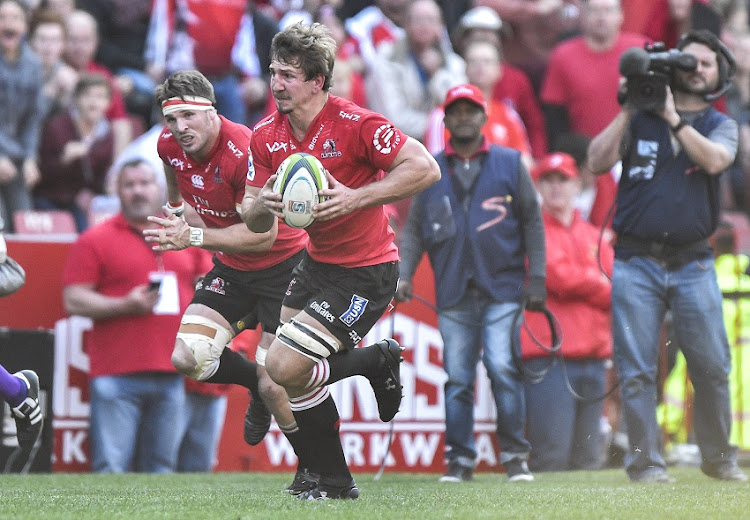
left=297, top=478, right=359, bottom=500
left=366, top=339, right=404, bottom=422
left=284, top=468, right=320, bottom=495
left=439, top=460, right=473, bottom=482
left=702, top=463, right=748, bottom=482
left=505, top=458, right=534, bottom=482
left=243, top=390, right=271, bottom=446
left=11, top=370, right=43, bottom=451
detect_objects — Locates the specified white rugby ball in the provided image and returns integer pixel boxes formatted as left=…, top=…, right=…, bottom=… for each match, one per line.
left=272, top=152, right=329, bottom=229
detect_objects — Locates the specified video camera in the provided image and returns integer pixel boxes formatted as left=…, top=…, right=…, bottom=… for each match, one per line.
left=618, top=42, right=697, bottom=111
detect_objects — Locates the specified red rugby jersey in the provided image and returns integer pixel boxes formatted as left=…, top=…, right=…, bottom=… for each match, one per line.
left=248, top=95, right=403, bottom=268
left=157, top=116, right=307, bottom=271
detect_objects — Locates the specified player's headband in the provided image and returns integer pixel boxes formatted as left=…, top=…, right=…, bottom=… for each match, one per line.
left=161, top=96, right=214, bottom=116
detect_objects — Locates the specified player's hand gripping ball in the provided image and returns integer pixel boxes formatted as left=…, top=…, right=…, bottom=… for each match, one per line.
left=272, top=152, right=329, bottom=228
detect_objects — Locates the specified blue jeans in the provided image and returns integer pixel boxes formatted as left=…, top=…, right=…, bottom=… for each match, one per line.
left=439, top=289, right=530, bottom=466
left=524, top=358, right=606, bottom=471
left=177, top=392, right=227, bottom=472
left=612, top=256, right=737, bottom=479
left=89, top=373, right=186, bottom=473
left=0, top=161, right=32, bottom=233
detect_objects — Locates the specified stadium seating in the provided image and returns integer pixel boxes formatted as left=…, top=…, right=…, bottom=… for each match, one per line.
left=13, top=210, right=77, bottom=235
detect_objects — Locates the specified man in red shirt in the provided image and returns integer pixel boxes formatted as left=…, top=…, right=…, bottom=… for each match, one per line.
left=62, top=159, right=213, bottom=472
left=242, top=22, right=440, bottom=500
left=144, top=70, right=311, bottom=493
left=541, top=0, right=648, bottom=142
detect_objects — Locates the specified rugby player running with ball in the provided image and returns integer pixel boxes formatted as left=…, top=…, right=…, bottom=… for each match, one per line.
left=242, top=22, right=440, bottom=500
left=144, top=70, right=312, bottom=493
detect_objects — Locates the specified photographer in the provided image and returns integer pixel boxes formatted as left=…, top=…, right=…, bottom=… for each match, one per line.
left=587, top=29, right=747, bottom=483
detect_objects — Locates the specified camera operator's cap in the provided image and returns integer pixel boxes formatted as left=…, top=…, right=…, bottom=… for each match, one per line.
left=444, top=84, right=487, bottom=112
left=531, top=152, right=578, bottom=181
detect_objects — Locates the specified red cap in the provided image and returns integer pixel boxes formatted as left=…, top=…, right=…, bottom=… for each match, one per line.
left=531, top=152, right=578, bottom=181
left=444, top=84, right=487, bottom=112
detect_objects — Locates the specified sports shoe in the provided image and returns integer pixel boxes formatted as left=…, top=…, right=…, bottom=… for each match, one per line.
left=366, top=339, right=404, bottom=422
left=703, top=463, right=748, bottom=482
left=505, top=458, right=534, bottom=482
left=243, top=390, right=271, bottom=446
left=284, top=468, right=320, bottom=495
left=297, top=478, right=359, bottom=500
left=11, top=370, right=43, bottom=451
left=439, top=460, right=473, bottom=482
left=630, top=470, right=676, bottom=484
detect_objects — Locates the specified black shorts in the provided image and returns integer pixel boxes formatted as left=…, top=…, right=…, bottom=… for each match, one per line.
left=283, top=252, right=399, bottom=349
left=191, top=250, right=304, bottom=333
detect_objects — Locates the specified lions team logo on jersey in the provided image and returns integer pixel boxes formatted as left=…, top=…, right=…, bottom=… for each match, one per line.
left=373, top=124, right=400, bottom=154
left=339, top=294, right=369, bottom=326
left=205, top=277, right=226, bottom=296
left=321, top=138, right=342, bottom=159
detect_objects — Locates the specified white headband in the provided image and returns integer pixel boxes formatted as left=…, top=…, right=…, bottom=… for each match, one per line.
left=161, top=96, right=214, bottom=116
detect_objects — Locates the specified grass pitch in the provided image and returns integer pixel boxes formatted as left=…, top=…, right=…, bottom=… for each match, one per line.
left=0, top=468, right=747, bottom=520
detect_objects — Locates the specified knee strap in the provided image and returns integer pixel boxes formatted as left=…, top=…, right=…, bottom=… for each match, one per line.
left=277, top=319, right=340, bottom=360
left=177, top=315, right=232, bottom=380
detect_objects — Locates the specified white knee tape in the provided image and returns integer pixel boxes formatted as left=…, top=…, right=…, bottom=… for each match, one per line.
left=278, top=319, right=341, bottom=359
left=255, top=345, right=268, bottom=367
left=177, top=315, right=232, bottom=380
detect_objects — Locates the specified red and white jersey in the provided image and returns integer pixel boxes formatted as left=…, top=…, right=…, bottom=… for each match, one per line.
left=158, top=116, right=307, bottom=271
left=146, top=0, right=246, bottom=76
left=248, top=95, right=403, bottom=268
left=343, top=6, right=404, bottom=73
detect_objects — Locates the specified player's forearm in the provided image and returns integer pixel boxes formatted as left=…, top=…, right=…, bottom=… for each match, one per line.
left=163, top=165, right=183, bottom=204
left=241, top=191, right=276, bottom=234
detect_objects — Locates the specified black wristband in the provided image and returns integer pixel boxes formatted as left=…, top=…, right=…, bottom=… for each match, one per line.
left=671, top=118, right=688, bottom=134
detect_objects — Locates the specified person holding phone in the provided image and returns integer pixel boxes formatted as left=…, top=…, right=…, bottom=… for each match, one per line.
left=61, top=159, right=213, bottom=473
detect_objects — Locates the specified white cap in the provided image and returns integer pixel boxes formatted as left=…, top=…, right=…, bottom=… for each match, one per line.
left=459, top=6, right=502, bottom=32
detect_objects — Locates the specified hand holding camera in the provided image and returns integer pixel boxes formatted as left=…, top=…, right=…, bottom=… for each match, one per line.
left=618, top=42, right=697, bottom=112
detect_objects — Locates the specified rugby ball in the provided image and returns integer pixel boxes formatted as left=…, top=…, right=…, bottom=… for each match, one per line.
left=272, top=152, right=329, bottom=229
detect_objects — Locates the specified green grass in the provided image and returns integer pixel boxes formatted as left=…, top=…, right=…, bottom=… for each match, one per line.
left=0, top=468, right=747, bottom=520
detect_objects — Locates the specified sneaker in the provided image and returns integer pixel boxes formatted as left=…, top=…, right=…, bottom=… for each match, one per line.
left=630, top=470, right=676, bottom=484
left=11, top=370, right=43, bottom=451
left=366, top=339, right=404, bottom=422
left=505, top=458, right=534, bottom=482
left=284, top=468, right=320, bottom=495
left=297, top=478, right=359, bottom=500
left=703, top=464, right=748, bottom=482
left=439, top=460, right=473, bottom=482
left=243, top=390, right=271, bottom=446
